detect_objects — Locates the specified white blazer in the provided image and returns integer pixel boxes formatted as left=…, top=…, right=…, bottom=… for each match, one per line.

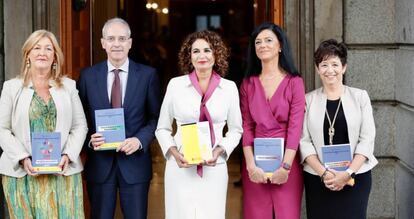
left=156, top=75, right=243, bottom=162
left=0, top=77, right=88, bottom=177
left=300, top=86, right=378, bottom=175
left=155, top=75, right=242, bottom=219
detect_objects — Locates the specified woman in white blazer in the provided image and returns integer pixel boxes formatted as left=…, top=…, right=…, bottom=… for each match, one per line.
left=0, top=30, right=87, bottom=218
left=156, top=30, right=242, bottom=219
left=300, top=39, right=377, bottom=219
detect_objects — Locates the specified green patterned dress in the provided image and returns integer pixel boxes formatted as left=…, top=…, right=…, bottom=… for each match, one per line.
left=2, top=92, right=85, bottom=219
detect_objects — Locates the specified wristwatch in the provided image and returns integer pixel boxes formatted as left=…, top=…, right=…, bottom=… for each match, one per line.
left=346, top=168, right=356, bottom=179
left=282, top=162, right=291, bottom=171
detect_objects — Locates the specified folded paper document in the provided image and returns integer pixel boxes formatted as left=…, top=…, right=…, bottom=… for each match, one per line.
left=181, top=121, right=212, bottom=164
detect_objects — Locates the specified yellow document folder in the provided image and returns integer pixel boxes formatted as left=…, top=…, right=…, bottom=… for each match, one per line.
left=181, top=121, right=213, bottom=164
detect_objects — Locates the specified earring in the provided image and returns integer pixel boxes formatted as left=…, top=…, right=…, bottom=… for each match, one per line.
left=52, top=62, right=57, bottom=70
left=279, top=49, right=282, bottom=52
left=26, top=60, right=31, bottom=69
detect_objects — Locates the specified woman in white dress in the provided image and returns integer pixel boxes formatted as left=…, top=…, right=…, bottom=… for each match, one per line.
left=155, top=30, right=243, bottom=219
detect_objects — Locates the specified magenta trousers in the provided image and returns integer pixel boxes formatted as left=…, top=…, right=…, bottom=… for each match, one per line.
left=242, top=156, right=303, bottom=219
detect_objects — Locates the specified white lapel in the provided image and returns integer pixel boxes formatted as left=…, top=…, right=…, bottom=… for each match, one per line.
left=14, top=85, right=34, bottom=149
left=341, top=86, right=357, bottom=153
left=310, top=88, right=327, bottom=147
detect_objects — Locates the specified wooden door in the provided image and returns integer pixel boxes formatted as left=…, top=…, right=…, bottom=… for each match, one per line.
left=254, top=0, right=284, bottom=26
left=60, top=0, right=91, bottom=80
left=59, top=1, right=92, bottom=217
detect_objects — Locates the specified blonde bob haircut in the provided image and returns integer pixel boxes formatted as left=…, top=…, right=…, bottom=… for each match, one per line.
left=20, top=29, right=65, bottom=87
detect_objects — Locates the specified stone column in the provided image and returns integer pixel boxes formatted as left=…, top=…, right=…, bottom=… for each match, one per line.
left=0, top=0, right=3, bottom=86
left=4, top=0, right=33, bottom=80
left=285, top=0, right=316, bottom=92
left=2, top=2, right=33, bottom=216
left=0, top=1, right=4, bottom=218
left=345, top=0, right=414, bottom=218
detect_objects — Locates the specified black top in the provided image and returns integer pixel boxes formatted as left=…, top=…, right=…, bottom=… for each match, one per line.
left=323, top=99, right=350, bottom=145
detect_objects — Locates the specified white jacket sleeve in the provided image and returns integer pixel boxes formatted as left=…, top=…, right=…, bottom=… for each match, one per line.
left=354, top=90, right=376, bottom=160
left=0, top=81, right=31, bottom=169
left=61, top=80, right=88, bottom=163
left=299, top=95, right=318, bottom=163
left=217, top=82, right=242, bottom=160
left=155, top=80, right=176, bottom=158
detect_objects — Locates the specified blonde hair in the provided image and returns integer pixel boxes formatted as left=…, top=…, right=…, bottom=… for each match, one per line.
left=20, top=29, right=65, bottom=87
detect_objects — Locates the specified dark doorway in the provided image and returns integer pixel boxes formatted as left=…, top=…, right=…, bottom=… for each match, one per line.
left=122, top=0, right=254, bottom=90
left=123, top=1, right=253, bottom=218
left=91, top=0, right=254, bottom=218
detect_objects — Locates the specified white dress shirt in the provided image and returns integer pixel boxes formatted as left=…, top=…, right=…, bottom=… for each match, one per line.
left=107, top=59, right=129, bottom=105
left=103, top=59, right=142, bottom=149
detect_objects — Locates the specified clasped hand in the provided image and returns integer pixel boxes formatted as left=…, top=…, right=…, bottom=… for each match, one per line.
left=270, top=167, right=289, bottom=185
left=248, top=165, right=289, bottom=185
left=22, top=154, right=70, bottom=176
left=323, top=169, right=350, bottom=191
left=247, top=165, right=267, bottom=183
left=169, top=146, right=224, bottom=168
left=91, top=133, right=140, bottom=155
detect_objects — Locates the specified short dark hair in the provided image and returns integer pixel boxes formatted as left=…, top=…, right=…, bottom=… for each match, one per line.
left=314, top=39, right=347, bottom=66
left=178, top=30, right=229, bottom=76
left=245, top=22, right=300, bottom=78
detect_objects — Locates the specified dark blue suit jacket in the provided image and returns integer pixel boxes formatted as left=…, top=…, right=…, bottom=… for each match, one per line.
left=78, top=60, right=160, bottom=184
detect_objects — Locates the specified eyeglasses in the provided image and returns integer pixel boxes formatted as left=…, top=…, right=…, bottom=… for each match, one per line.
left=103, top=36, right=130, bottom=43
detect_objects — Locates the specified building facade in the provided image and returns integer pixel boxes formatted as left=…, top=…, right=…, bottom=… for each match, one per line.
left=0, top=0, right=413, bottom=218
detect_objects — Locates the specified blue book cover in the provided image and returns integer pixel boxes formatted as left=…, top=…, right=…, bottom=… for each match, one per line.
left=31, top=132, right=62, bottom=174
left=95, top=108, right=126, bottom=150
left=254, top=138, right=284, bottom=176
left=321, top=144, right=352, bottom=171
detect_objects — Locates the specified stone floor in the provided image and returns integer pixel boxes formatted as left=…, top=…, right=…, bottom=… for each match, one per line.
left=114, top=142, right=243, bottom=219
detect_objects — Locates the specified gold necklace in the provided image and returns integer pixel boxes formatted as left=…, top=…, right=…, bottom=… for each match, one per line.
left=325, top=98, right=342, bottom=145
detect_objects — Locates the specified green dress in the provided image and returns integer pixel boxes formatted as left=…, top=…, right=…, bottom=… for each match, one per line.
left=2, top=92, right=84, bottom=219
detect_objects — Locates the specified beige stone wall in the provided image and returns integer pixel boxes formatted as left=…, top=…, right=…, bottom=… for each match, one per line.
left=287, top=0, right=414, bottom=218
left=0, top=1, right=4, bottom=216
left=4, top=0, right=33, bottom=80
left=345, top=0, right=414, bottom=216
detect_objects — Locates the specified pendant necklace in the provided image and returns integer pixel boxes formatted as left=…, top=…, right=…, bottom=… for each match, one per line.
left=325, top=98, right=342, bottom=145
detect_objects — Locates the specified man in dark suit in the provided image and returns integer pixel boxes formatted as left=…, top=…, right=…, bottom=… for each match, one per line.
left=78, top=17, right=160, bottom=219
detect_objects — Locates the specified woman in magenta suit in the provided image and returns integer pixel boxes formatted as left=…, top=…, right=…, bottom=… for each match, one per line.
left=240, top=22, right=305, bottom=219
